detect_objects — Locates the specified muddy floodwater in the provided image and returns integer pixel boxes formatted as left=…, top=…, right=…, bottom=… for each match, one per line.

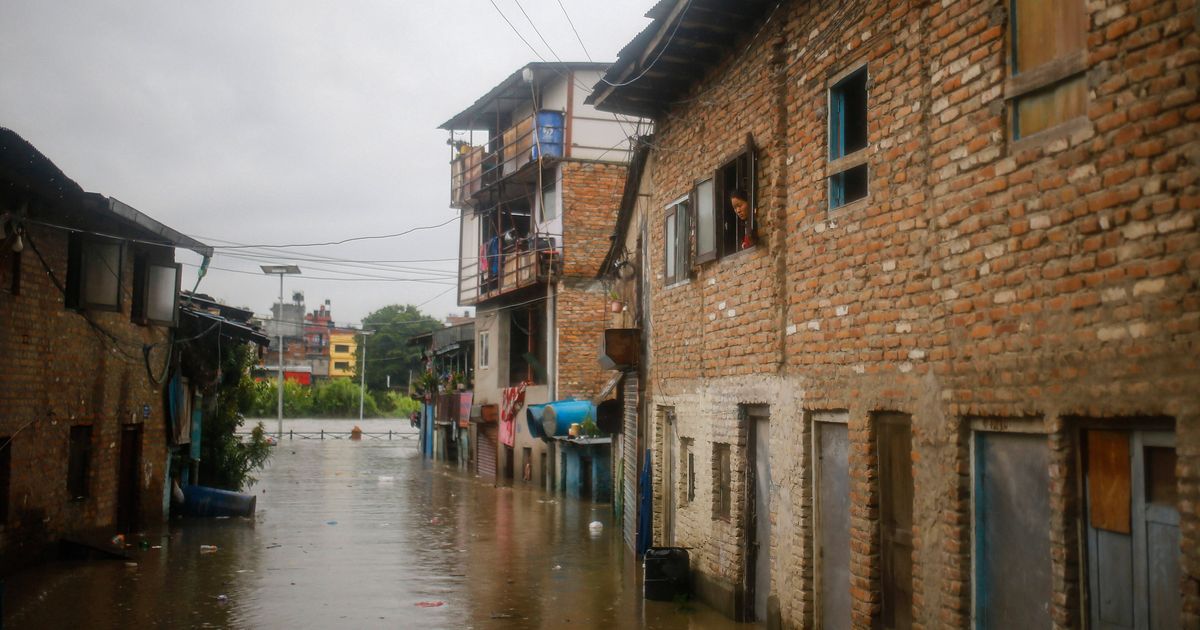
left=5, top=420, right=744, bottom=629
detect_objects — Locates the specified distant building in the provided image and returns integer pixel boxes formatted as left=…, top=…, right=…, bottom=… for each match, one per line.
left=328, top=329, right=357, bottom=379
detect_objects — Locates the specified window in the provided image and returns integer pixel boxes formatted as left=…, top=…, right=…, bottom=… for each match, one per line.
left=131, top=253, right=181, bottom=325
left=713, top=443, right=731, bottom=520
left=696, top=139, right=758, bottom=262
left=333, top=361, right=350, bottom=371
left=829, top=67, right=869, bottom=209
left=6, top=251, right=20, bottom=296
left=67, top=425, right=93, bottom=501
left=1009, top=0, right=1087, bottom=139
left=508, top=304, right=546, bottom=386
left=663, top=198, right=689, bottom=284
left=478, top=331, right=490, bottom=369
left=680, top=437, right=695, bottom=505
left=65, top=235, right=122, bottom=311
left=334, top=344, right=350, bottom=353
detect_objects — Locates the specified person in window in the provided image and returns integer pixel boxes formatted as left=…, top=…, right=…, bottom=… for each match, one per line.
left=730, top=188, right=755, bottom=249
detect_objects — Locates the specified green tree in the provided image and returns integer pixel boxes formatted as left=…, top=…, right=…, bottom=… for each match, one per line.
left=356, top=304, right=442, bottom=393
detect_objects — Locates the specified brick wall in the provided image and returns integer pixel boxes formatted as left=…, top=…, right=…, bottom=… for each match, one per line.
left=0, top=222, right=170, bottom=570
left=556, top=280, right=609, bottom=400
left=639, top=0, right=1199, bottom=627
left=561, top=160, right=627, bottom=279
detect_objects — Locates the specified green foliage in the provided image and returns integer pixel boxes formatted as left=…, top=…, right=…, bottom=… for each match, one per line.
left=182, top=339, right=272, bottom=491
left=355, top=304, right=442, bottom=391
left=244, top=377, right=421, bottom=418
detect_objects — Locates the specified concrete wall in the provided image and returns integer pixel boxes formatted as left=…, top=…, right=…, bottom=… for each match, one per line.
left=640, top=0, right=1199, bottom=627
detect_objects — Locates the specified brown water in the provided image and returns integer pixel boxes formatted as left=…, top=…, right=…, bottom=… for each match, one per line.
left=4, top=433, right=745, bottom=629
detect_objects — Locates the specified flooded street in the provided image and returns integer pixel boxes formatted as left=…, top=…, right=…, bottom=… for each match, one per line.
left=5, top=420, right=742, bottom=629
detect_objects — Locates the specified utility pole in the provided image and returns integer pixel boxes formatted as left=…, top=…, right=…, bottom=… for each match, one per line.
left=260, top=265, right=300, bottom=438
left=358, top=329, right=374, bottom=422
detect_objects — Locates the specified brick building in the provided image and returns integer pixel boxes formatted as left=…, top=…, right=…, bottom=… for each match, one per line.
left=0, top=128, right=211, bottom=570
left=591, top=0, right=1198, bottom=627
left=440, top=62, right=644, bottom=489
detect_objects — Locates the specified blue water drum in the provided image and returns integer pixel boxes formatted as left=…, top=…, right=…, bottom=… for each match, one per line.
left=526, top=402, right=549, bottom=439
left=182, top=485, right=258, bottom=518
left=532, top=110, right=564, bottom=159
left=541, top=400, right=596, bottom=437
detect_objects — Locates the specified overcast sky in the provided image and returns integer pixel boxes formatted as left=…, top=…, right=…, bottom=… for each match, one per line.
left=0, top=0, right=651, bottom=326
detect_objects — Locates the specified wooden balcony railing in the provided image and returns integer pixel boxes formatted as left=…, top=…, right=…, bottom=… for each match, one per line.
left=450, top=111, right=565, bottom=207
left=458, top=234, right=562, bottom=306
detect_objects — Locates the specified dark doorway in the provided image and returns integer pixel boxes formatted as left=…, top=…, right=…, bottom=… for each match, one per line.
left=877, top=413, right=914, bottom=630
left=117, top=424, right=142, bottom=533
left=580, top=456, right=592, bottom=501
left=503, top=445, right=514, bottom=481
left=746, top=405, right=772, bottom=623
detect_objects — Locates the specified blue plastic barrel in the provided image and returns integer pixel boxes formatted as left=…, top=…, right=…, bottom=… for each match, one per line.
left=532, top=110, right=564, bottom=159
left=541, top=400, right=596, bottom=437
left=182, top=485, right=257, bottom=518
left=526, top=403, right=550, bottom=439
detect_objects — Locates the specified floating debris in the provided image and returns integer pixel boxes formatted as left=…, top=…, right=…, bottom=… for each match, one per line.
left=200, top=545, right=218, bottom=554
left=414, top=601, right=445, bottom=608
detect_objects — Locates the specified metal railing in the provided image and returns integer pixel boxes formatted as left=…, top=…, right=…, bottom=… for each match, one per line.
left=458, top=234, right=562, bottom=305
left=236, top=430, right=418, bottom=441
left=450, top=112, right=564, bottom=207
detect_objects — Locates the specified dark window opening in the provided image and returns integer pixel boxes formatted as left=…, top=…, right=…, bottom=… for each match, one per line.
left=716, top=153, right=756, bottom=254
left=687, top=451, right=696, bottom=503
left=830, top=69, right=868, bottom=159
left=829, top=67, right=869, bottom=209
left=830, top=164, right=868, bottom=208
left=714, top=443, right=731, bottom=520
left=67, top=425, right=93, bottom=501
left=0, top=436, right=10, bottom=525
left=334, top=344, right=350, bottom=353
left=8, top=251, right=20, bottom=296
left=508, top=304, right=546, bottom=386
left=333, top=361, right=350, bottom=371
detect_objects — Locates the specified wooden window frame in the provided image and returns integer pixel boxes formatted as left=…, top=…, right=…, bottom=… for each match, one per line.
left=65, top=234, right=124, bottom=312
left=828, top=65, right=870, bottom=210
left=1006, top=0, right=1089, bottom=141
left=478, top=331, right=490, bottom=369
left=132, top=252, right=181, bottom=327
left=663, top=196, right=689, bottom=285
left=698, top=134, right=758, bottom=263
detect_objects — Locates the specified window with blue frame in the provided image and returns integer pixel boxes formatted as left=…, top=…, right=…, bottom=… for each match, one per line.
left=828, top=66, right=869, bottom=209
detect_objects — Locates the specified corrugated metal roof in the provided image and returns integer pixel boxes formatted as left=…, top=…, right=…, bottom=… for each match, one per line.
left=439, top=62, right=610, bottom=131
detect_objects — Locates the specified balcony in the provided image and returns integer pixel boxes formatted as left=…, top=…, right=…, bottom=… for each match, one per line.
left=458, top=233, right=561, bottom=306
left=450, top=111, right=564, bottom=208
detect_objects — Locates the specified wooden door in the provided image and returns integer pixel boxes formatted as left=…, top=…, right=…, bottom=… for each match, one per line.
left=117, top=424, right=142, bottom=533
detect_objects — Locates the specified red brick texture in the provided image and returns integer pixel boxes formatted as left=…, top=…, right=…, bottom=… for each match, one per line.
left=0, top=222, right=170, bottom=570
left=637, top=0, right=1199, bottom=627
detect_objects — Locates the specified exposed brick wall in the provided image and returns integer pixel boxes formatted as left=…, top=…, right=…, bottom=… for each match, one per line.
left=0, top=222, right=170, bottom=570
left=561, top=160, right=627, bottom=279
left=556, top=280, right=609, bottom=400
left=636, top=0, right=1199, bottom=627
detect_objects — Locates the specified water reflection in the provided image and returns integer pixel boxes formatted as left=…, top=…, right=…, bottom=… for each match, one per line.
left=6, top=429, right=745, bottom=629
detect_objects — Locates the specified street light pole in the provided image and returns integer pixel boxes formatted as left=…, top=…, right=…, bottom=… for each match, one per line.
left=261, top=265, right=301, bottom=438
left=358, top=329, right=374, bottom=422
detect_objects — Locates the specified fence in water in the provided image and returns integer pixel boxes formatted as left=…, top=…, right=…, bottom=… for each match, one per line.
left=235, top=430, right=418, bottom=441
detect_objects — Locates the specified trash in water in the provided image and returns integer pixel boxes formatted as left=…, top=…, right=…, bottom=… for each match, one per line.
left=216, top=594, right=229, bottom=603
left=151, top=545, right=163, bottom=550
left=111, top=534, right=125, bottom=547
left=415, top=601, right=445, bottom=608
left=589, top=521, right=604, bottom=532
left=430, top=517, right=441, bottom=525
left=124, top=561, right=138, bottom=568
left=200, top=545, right=219, bottom=554
left=552, top=564, right=563, bottom=571
left=326, top=520, right=338, bottom=525
left=378, top=475, right=394, bottom=483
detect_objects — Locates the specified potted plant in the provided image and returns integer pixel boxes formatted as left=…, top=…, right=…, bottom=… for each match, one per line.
left=608, top=288, right=624, bottom=313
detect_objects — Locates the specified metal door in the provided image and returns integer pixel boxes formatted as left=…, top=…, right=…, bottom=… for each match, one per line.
left=878, top=413, right=913, bottom=630
left=477, top=424, right=497, bottom=480
left=1085, top=430, right=1180, bottom=630
left=975, top=432, right=1052, bottom=629
left=663, top=410, right=676, bottom=545
left=815, top=417, right=850, bottom=630
left=751, top=411, right=772, bottom=622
